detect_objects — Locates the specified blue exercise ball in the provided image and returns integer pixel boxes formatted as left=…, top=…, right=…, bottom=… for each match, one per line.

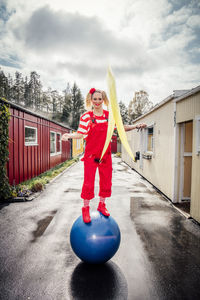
left=70, top=211, right=121, bottom=264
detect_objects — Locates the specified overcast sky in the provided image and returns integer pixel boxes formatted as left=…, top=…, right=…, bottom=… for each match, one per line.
left=0, top=0, right=200, bottom=105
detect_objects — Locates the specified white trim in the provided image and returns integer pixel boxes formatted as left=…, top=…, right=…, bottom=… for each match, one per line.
left=184, top=152, right=192, bottom=156
left=182, top=197, right=191, bottom=201
left=172, top=102, right=179, bottom=203
left=179, top=123, right=185, bottom=202
left=50, top=131, right=56, bottom=156
left=56, top=132, right=62, bottom=154
left=195, top=115, right=200, bottom=155
left=96, top=119, right=107, bottom=123
left=139, top=130, right=143, bottom=170
left=145, top=124, right=155, bottom=154
left=25, top=125, right=38, bottom=146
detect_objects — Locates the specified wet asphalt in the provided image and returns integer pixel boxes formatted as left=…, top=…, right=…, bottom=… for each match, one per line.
left=0, top=156, right=200, bottom=300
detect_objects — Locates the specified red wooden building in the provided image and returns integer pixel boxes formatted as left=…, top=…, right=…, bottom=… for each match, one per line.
left=111, top=134, right=117, bottom=153
left=5, top=100, right=71, bottom=186
left=2, top=99, right=118, bottom=186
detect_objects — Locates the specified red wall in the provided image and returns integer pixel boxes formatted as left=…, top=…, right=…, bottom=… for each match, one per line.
left=7, top=107, right=71, bottom=185
left=111, top=135, right=117, bottom=153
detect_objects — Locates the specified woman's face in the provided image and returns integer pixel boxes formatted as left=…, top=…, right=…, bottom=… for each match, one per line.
left=91, top=92, right=103, bottom=108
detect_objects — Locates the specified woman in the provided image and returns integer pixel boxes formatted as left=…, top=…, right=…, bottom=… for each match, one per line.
left=62, top=88, right=146, bottom=223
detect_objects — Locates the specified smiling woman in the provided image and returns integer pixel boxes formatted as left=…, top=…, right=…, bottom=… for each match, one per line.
left=61, top=87, right=145, bottom=223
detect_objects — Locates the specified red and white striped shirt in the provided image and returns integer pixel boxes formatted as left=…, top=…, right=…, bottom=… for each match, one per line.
left=77, top=110, right=111, bottom=139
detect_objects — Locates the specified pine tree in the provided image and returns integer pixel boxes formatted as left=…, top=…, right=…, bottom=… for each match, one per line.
left=7, top=74, right=14, bottom=101
left=13, top=71, right=24, bottom=105
left=28, top=71, right=42, bottom=109
left=61, top=83, right=72, bottom=124
left=51, top=89, right=59, bottom=119
left=71, top=82, right=85, bottom=130
left=0, top=69, right=9, bottom=99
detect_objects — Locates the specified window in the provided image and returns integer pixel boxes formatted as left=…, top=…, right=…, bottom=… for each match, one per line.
left=142, top=124, right=154, bottom=159
left=50, top=132, right=56, bottom=154
left=56, top=133, right=61, bottom=153
left=25, top=126, right=38, bottom=146
left=76, top=139, right=81, bottom=150
left=50, top=131, right=62, bottom=155
left=196, top=115, right=200, bottom=155
left=147, top=126, right=154, bottom=152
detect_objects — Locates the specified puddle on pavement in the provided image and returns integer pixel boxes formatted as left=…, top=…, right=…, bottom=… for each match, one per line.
left=31, top=210, right=57, bottom=242
left=64, top=188, right=80, bottom=193
left=133, top=183, right=147, bottom=188
left=129, top=194, right=200, bottom=300
left=70, top=261, right=128, bottom=300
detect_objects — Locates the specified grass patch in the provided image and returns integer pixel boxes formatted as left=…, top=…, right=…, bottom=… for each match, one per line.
left=13, top=157, right=79, bottom=197
left=115, top=152, right=121, bottom=158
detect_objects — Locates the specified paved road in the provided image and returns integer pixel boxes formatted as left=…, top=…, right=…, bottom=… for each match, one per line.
left=0, top=156, right=200, bottom=300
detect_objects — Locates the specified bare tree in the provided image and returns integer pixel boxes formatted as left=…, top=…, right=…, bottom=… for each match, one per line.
left=128, top=90, right=153, bottom=121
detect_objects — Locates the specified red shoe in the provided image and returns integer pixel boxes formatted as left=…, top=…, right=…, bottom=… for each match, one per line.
left=82, top=206, right=91, bottom=223
left=97, top=202, right=110, bottom=217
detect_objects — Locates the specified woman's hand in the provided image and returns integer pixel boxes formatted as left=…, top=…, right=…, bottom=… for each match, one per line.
left=136, top=123, right=147, bottom=130
left=61, top=133, right=71, bottom=141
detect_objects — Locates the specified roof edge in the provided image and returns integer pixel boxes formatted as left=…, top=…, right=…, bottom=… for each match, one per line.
left=132, top=93, right=175, bottom=123
left=0, top=97, right=72, bottom=130
left=174, top=85, right=200, bottom=103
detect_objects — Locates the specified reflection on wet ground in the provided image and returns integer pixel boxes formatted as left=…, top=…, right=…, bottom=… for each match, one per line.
left=70, top=261, right=128, bottom=300
left=130, top=195, right=200, bottom=299
left=174, top=201, right=190, bottom=214
left=1, top=156, right=200, bottom=300
left=64, top=188, right=80, bottom=193
left=31, top=210, right=57, bottom=242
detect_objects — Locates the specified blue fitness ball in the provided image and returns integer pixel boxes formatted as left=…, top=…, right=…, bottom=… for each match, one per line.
left=70, top=211, right=121, bottom=264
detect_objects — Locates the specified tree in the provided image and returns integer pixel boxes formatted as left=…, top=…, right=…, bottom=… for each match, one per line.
left=28, top=71, right=42, bottom=109
left=7, top=74, right=14, bottom=101
left=51, top=89, right=61, bottom=120
left=13, top=71, right=24, bottom=105
left=0, top=69, right=9, bottom=99
left=61, top=83, right=72, bottom=124
left=128, top=90, right=153, bottom=122
left=119, top=101, right=130, bottom=124
left=24, top=76, right=30, bottom=107
left=71, top=82, right=85, bottom=129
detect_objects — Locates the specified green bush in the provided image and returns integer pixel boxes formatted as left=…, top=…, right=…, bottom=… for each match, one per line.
left=115, top=152, right=121, bottom=158
left=0, top=98, right=12, bottom=200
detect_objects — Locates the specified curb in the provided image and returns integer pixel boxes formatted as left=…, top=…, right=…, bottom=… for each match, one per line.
left=26, top=159, right=79, bottom=201
left=0, top=159, right=79, bottom=204
left=171, top=204, right=191, bottom=219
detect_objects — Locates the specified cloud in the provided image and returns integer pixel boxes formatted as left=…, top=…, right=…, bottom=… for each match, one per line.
left=0, top=0, right=199, bottom=105
left=13, top=5, right=141, bottom=59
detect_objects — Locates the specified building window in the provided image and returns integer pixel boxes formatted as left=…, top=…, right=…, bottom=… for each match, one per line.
left=25, top=126, right=38, bottom=146
left=51, top=132, right=62, bottom=155
left=147, top=126, right=154, bottom=152
left=196, top=115, right=200, bottom=155
left=56, top=133, right=61, bottom=153
left=76, top=139, right=81, bottom=150
left=50, top=131, right=56, bottom=154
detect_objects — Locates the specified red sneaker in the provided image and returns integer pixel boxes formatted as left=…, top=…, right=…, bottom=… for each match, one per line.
left=82, top=206, right=91, bottom=223
left=97, top=202, right=110, bottom=217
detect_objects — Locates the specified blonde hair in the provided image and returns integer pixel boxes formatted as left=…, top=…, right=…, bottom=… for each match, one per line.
left=85, top=89, right=109, bottom=110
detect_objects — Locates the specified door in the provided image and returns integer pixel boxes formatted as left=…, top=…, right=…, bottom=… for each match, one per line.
left=179, top=121, right=193, bottom=201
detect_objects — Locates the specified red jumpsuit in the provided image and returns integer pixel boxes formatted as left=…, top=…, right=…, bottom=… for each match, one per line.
left=80, top=111, right=112, bottom=200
